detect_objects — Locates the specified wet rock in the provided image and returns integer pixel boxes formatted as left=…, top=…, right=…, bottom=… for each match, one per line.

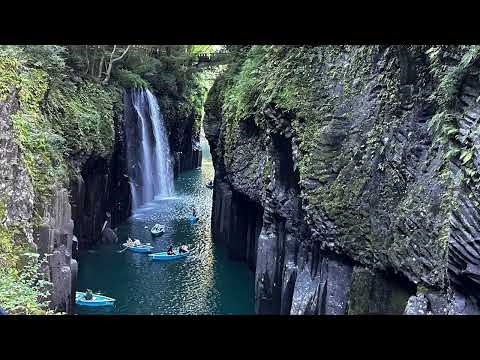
left=404, top=294, right=429, bottom=315
left=102, top=227, right=118, bottom=244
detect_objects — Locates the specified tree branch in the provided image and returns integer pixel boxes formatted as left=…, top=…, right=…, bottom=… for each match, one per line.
left=102, top=45, right=131, bottom=84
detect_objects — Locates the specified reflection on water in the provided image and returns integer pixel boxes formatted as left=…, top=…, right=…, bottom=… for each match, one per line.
left=76, top=138, right=255, bottom=315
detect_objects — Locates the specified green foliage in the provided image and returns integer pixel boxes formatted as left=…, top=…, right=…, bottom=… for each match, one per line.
left=20, top=45, right=67, bottom=76
left=0, top=254, right=52, bottom=315
left=0, top=221, right=17, bottom=270
left=0, top=54, right=21, bottom=100
left=0, top=200, right=48, bottom=315
left=191, top=45, right=214, bottom=55
left=45, top=79, right=119, bottom=158
left=0, top=52, right=68, bottom=206
left=427, top=46, right=480, bottom=186
left=114, top=68, right=150, bottom=89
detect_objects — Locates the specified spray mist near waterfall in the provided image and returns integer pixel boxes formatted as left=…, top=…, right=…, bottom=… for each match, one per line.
left=125, top=88, right=174, bottom=211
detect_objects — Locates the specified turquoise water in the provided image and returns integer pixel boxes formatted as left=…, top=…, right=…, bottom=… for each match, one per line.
left=75, top=141, right=255, bottom=315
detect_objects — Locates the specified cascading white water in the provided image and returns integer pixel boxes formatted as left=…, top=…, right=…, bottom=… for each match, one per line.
left=146, top=90, right=175, bottom=197
left=127, top=88, right=174, bottom=211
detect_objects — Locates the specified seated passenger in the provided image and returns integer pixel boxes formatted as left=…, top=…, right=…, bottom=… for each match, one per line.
left=84, top=289, right=94, bottom=301
left=167, top=245, right=175, bottom=255
left=133, top=239, right=141, bottom=247
left=179, top=245, right=188, bottom=253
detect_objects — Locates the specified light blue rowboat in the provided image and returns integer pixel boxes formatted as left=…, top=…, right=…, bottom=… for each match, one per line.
left=149, top=250, right=189, bottom=261
left=151, top=224, right=165, bottom=236
left=75, top=291, right=115, bottom=307
left=123, top=243, right=154, bottom=253
left=188, top=216, right=199, bottom=224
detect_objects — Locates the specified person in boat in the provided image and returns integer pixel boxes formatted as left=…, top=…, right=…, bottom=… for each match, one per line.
left=167, top=245, right=175, bottom=255
left=208, top=180, right=213, bottom=187
left=179, top=245, right=188, bottom=253
left=84, top=289, right=94, bottom=301
left=126, top=238, right=134, bottom=247
left=133, top=239, right=142, bottom=247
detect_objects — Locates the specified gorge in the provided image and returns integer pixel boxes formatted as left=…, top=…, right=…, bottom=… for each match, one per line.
left=2, top=45, right=480, bottom=315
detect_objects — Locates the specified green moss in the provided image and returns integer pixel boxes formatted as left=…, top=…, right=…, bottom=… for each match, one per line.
left=45, top=79, right=120, bottom=159
left=114, top=68, right=151, bottom=90
left=0, top=254, right=51, bottom=315
left=213, top=46, right=461, bottom=288
left=347, top=267, right=373, bottom=314
left=0, top=200, right=31, bottom=273
left=0, top=55, right=20, bottom=100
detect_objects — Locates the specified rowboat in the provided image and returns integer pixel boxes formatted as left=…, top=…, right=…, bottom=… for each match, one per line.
left=151, top=224, right=165, bottom=236
left=149, top=250, right=189, bottom=261
left=75, top=291, right=115, bottom=307
left=122, top=242, right=153, bottom=253
left=188, top=216, right=199, bottom=224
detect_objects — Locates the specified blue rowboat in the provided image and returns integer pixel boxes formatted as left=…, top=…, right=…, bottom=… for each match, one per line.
left=123, top=243, right=153, bottom=253
left=149, top=251, right=189, bottom=261
left=151, top=224, right=165, bottom=236
left=75, top=291, right=115, bottom=307
left=188, top=216, right=199, bottom=224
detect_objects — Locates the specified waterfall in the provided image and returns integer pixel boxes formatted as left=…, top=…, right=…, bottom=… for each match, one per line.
left=145, top=90, right=175, bottom=197
left=125, top=88, right=174, bottom=211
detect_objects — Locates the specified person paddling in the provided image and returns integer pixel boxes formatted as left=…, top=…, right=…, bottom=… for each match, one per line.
left=126, top=238, right=134, bottom=247
left=84, top=289, right=94, bottom=301
left=167, top=245, right=175, bottom=256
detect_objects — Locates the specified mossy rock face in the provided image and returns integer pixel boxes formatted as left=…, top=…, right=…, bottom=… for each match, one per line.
left=1, top=48, right=123, bottom=314
left=206, top=45, right=480, bottom=300
left=347, top=267, right=413, bottom=314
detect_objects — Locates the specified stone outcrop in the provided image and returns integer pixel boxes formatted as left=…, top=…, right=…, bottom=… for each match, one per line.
left=204, top=45, right=480, bottom=314
left=1, top=92, right=76, bottom=313
left=0, top=91, right=34, bottom=245
left=37, top=188, right=77, bottom=314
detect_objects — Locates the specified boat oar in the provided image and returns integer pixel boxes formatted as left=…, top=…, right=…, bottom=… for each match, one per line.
left=117, top=246, right=128, bottom=253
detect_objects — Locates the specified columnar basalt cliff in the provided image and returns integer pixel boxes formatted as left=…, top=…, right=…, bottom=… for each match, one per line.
left=0, top=91, right=77, bottom=314
left=204, top=45, right=480, bottom=314
left=69, top=100, right=129, bottom=249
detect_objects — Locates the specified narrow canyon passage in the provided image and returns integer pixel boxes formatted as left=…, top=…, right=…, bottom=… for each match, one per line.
left=75, top=136, right=255, bottom=314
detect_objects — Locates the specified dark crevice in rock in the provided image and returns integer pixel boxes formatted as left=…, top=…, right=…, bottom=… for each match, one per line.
left=211, top=181, right=263, bottom=270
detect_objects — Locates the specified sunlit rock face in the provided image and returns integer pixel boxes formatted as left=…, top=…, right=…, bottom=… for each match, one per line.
left=204, top=45, right=480, bottom=314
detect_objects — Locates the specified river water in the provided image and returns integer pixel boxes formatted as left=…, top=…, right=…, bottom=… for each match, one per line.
left=75, top=137, right=255, bottom=315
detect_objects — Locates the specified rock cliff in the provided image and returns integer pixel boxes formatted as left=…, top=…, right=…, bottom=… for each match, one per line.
left=0, top=46, right=206, bottom=314
left=204, top=45, right=480, bottom=314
